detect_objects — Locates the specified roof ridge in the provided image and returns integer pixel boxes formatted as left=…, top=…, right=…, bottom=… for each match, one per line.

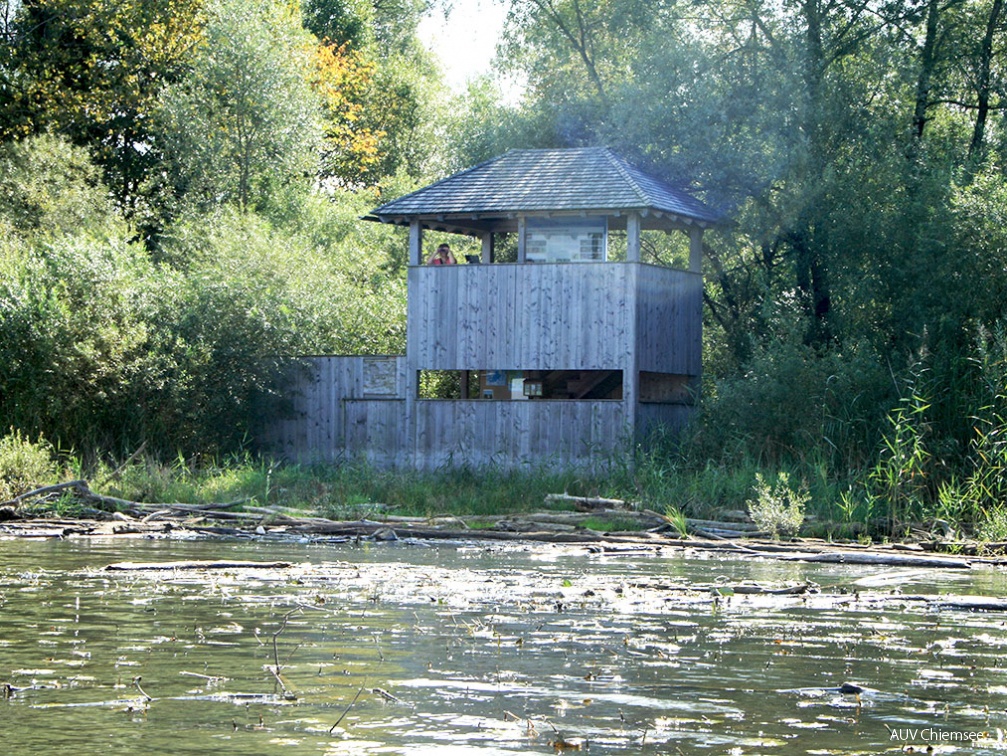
left=369, top=146, right=723, bottom=225
left=507, top=146, right=599, bottom=154
left=602, top=148, right=652, bottom=207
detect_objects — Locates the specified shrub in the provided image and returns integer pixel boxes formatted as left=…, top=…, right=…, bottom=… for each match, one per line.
left=0, top=430, right=57, bottom=502
left=692, top=312, right=891, bottom=471
left=746, top=471, right=808, bottom=538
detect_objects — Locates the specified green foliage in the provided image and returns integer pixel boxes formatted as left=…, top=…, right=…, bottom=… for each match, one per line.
left=154, top=0, right=322, bottom=214
left=362, top=44, right=444, bottom=180
left=616, top=438, right=764, bottom=520
left=1, top=0, right=207, bottom=211
left=161, top=199, right=407, bottom=355
left=301, top=0, right=375, bottom=48
left=867, top=389, right=933, bottom=536
left=663, top=506, right=688, bottom=538
left=0, top=429, right=57, bottom=501
left=581, top=515, right=647, bottom=533
left=691, top=306, right=891, bottom=471
left=417, top=370, right=463, bottom=399
left=978, top=506, right=1007, bottom=543
left=0, top=136, right=405, bottom=456
left=77, top=454, right=683, bottom=523
left=746, top=472, right=809, bottom=538
left=0, top=224, right=290, bottom=454
left=0, top=135, right=117, bottom=236
left=927, top=323, right=1007, bottom=532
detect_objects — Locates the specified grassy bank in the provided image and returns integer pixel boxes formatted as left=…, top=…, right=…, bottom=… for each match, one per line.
left=0, top=430, right=986, bottom=543
left=6, top=428, right=1005, bottom=543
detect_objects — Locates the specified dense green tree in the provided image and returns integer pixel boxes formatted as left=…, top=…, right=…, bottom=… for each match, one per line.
left=491, top=0, right=1007, bottom=495
left=0, top=133, right=116, bottom=236
left=496, top=0, right=1007, bottom=348
left=0, top=0, right=207, bottom=211
left=302, top=0, right=376, bottom=47
left=0, top=134, right=407, bottom=455
left=154, top=0, right=323, bottom=214
left=301, top=0, right=445, bottom=182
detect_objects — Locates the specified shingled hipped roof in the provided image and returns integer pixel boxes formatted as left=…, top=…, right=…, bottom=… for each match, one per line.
left=365, top=147, right=722, bottom=234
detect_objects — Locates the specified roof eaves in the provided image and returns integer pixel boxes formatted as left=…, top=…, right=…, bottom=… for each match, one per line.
left=372, top=152, right=505, bottom=215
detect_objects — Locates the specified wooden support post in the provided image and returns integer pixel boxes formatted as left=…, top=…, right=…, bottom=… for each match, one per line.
left=481, top=233, right=493, bottom=263
left=626, top=213, right=641, bottom=263
left=409, top=220, right=423, bottom=266
left=689, top=227, right=703, bottom=273
left=625, top=264, right=639, bottom=451
left=517, top=216, right=527, bottom=263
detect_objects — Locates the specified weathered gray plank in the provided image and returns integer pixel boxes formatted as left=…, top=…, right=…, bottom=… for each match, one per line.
left=409, top=262, right=697, bottom=375
left=269, top=260, right=699, bottom=470
left=407, top=400, right=625, bottom=471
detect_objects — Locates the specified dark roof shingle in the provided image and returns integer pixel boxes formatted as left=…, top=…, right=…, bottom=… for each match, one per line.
left=370, top=147, right=721, bottom=225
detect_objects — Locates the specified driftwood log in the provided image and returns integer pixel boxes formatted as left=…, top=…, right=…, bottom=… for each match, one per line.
left=544, top=493, right=640, bottom=511
left=1, top=479, right=250, bottom=518
left=105, top=560, right=293, bottom=571
left=1, top=481, right=1003, bottom=570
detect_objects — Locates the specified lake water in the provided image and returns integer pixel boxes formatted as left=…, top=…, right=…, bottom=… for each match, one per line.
left=2, top=535, right=1007, bottom=754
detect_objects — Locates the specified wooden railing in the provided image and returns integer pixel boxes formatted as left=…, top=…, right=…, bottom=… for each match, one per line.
left=407, top=261, right=702, bottom=375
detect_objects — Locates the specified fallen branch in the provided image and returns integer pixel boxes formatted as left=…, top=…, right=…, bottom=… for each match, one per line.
left=781, top=552, right=972, bottom=569
left=686, top=518, right=760, bottom=532
left=544, top=493, right=639, bottom=511
left=105, top=560, right=293, bottom=571
left=128, top=499, right=251, bottom=514
left=179, top=671, right=229, bottom=684
left=1, top=478, right=252, bottom=519
left=330, top=685, right=365, bottom=734
left=1, top=480, right=90, bottom=508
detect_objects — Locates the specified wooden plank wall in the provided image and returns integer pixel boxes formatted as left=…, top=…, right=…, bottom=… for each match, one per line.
left=409, top=263, right=637, bottom=371
left=409, top=262, right=701, bottom=376
left=265, top=259, right=701, bottom=469
left=635, top=265, right=703, bottom=375
left=263, top=356, right=402, bottom=464
left=264, top=361, right=627, bottom=469
left=344, top=399, right=407, bottom=467
left=411, top=399, right=628, bottom=470
left=636, top=403, right=697, bottom=442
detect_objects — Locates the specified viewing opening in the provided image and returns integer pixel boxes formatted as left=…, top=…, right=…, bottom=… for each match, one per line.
left=417, top=370, right=623, bottom=400
left=639, top=372, right=695, bottom=404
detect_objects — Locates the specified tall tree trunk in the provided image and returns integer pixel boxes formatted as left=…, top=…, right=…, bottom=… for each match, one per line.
left=795, top=0, right=832, bottom=337
left=969, top=0, right=1004, bottom=162
left=911, top=0, right=941, bottom=143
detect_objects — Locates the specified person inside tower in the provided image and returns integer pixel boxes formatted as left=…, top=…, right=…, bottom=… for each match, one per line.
left=427, top=243, right=456, bottom=265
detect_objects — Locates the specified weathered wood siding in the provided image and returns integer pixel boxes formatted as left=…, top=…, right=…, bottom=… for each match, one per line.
left=635, top=266, right=703, bottom=375
left=264, top=356, right=627, bottom=469
left=412, top=399, right=628, bottom=470
left=264, top=356, right=405, bottom=464
left=636, top=403, right=697, bottom=442
left=409, top=262, right=701, bottom=376
left=265, top=262, right=700, bottom=469
left=344, top=399, right=407, bottom=467
left=409, top=262, right=637, bottom=370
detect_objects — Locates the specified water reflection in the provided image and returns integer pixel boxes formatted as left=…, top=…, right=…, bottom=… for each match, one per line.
left=1, top=537, right=1006, bottom=753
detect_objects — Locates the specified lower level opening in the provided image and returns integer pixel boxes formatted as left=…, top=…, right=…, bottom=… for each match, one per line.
left=417, top=370, right=623, bottom=400
left=639, top=372, right=696, bottom=404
